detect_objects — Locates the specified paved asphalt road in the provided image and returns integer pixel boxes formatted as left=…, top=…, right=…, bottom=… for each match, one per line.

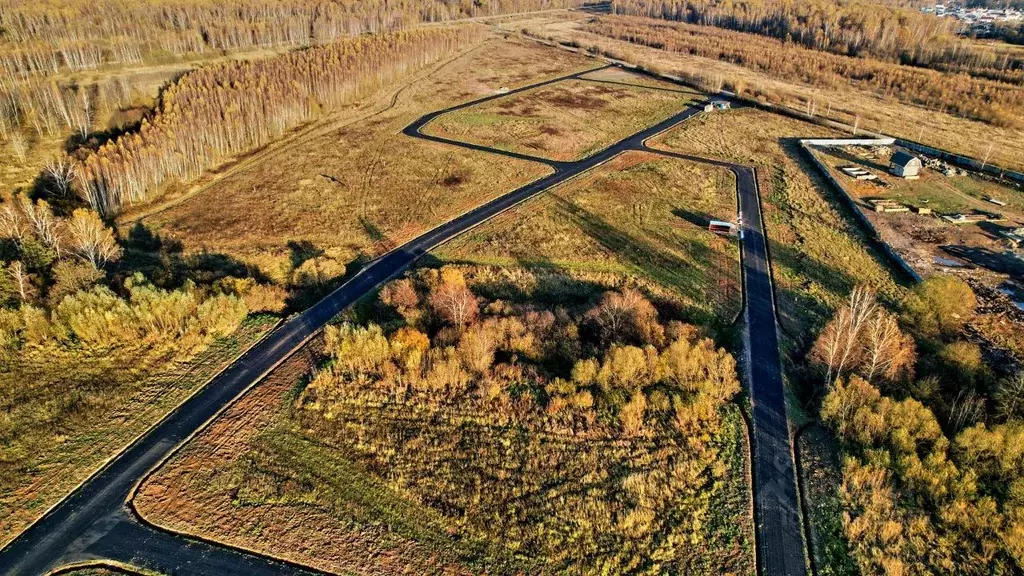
left=0, top=66, right=806, bottom=575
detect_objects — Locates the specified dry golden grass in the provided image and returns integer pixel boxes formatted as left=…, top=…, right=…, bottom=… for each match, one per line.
left=424, top=72, right=700, bottom=161
left=435, top=151, right=742, bottom=329
left=122, top=35, right=597, bottom=284
left=0, top=315, right=277, bottom=548
left=133, top=341, right=477, bottom=576
left=135, top=267, right=754, bottom=575
left=517, top=15, right=1024, bottom=173
left=649, top=106, right=905, bottom=337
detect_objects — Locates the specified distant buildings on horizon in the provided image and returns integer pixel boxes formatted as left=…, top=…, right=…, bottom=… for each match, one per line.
left=922, top=2, right=1024, bottom=35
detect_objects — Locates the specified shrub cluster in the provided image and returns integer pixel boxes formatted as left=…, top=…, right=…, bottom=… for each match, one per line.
left=293, top=266, right=745, bottom=572
left=812, top=276, right=1024, bottom=574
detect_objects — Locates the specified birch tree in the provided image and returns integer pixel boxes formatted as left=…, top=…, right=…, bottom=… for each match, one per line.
left=65, top=208, right=120, bottom=268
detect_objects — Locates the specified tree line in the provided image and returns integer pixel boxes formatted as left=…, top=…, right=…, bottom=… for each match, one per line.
left=609, top=0, right=1024, bottom=83
left=0, top=193, right=253, bottom=492
left=583, top=16, right=1024, bottom=128
left=0, top=0, right=580, bottom=79
left=809, top=276, right=1024, bottom=574
left=72, top=27, right=483, bottom=215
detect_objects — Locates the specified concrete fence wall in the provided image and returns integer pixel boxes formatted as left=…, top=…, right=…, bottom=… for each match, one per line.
left=798, top=141, right=923, bottom=283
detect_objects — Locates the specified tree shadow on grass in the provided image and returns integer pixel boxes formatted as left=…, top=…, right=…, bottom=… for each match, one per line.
left=118, top=222, right=271, bottom=290
left=287, top=240, right=323, bottom=269
left=672, top=207, right=715, bottom=228
left=552, top=195, right=726, bottom=330
left=359, top=216, right=388, bottom=244
left=766, top=240, right=856, bottom=339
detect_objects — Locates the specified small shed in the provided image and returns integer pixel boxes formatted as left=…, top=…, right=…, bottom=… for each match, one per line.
left=889, top=150, right=922, bottom=179
left=709, top=220, right=736, bottom=235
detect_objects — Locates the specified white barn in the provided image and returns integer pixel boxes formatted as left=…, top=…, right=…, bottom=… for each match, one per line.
left=889, top=150, right=922, bottom=179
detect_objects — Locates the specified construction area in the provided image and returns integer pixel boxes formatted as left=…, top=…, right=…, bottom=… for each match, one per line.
left=808, top=142, right=1024, bottom=302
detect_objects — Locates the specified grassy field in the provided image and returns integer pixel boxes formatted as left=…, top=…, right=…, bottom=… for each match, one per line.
left=121, top=35, right=596, bottom=287
left=0, top=314, right=278, bottom=548
left=648, top=106, right=905, bottom=339
left=136, top=266, right=754, bottom=575
left=516, top=15, right=1024, bottom=174
left=435, top=151, right=741, bottom=332
left=424, top=71, right=700, bottom=161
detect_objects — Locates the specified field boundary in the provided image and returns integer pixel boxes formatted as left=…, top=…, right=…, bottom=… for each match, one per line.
left=797, top=139, right=923, bottom=284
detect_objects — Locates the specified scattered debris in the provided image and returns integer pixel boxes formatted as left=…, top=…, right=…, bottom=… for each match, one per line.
left=923, top=155, right=967, bottom=177
left=942, top=212, right=1003, bottom=224
left=934, top=255, right=968, bottom=267
left=840, top=165, right=878, bottom=181
left=1003, top=227, right=1024, bottom=246
left=868, top=198, right=910, bottom=213
left=840, top=144, right=890, bottom=159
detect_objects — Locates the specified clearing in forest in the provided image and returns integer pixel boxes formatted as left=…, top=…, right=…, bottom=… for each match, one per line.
left=124, top=37, right=597, bottom=290
left=423, top=72, right=700, bottom=162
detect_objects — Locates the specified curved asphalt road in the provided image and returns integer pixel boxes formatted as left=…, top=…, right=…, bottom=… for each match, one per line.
left=0, top=66, right=805, bottom=575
